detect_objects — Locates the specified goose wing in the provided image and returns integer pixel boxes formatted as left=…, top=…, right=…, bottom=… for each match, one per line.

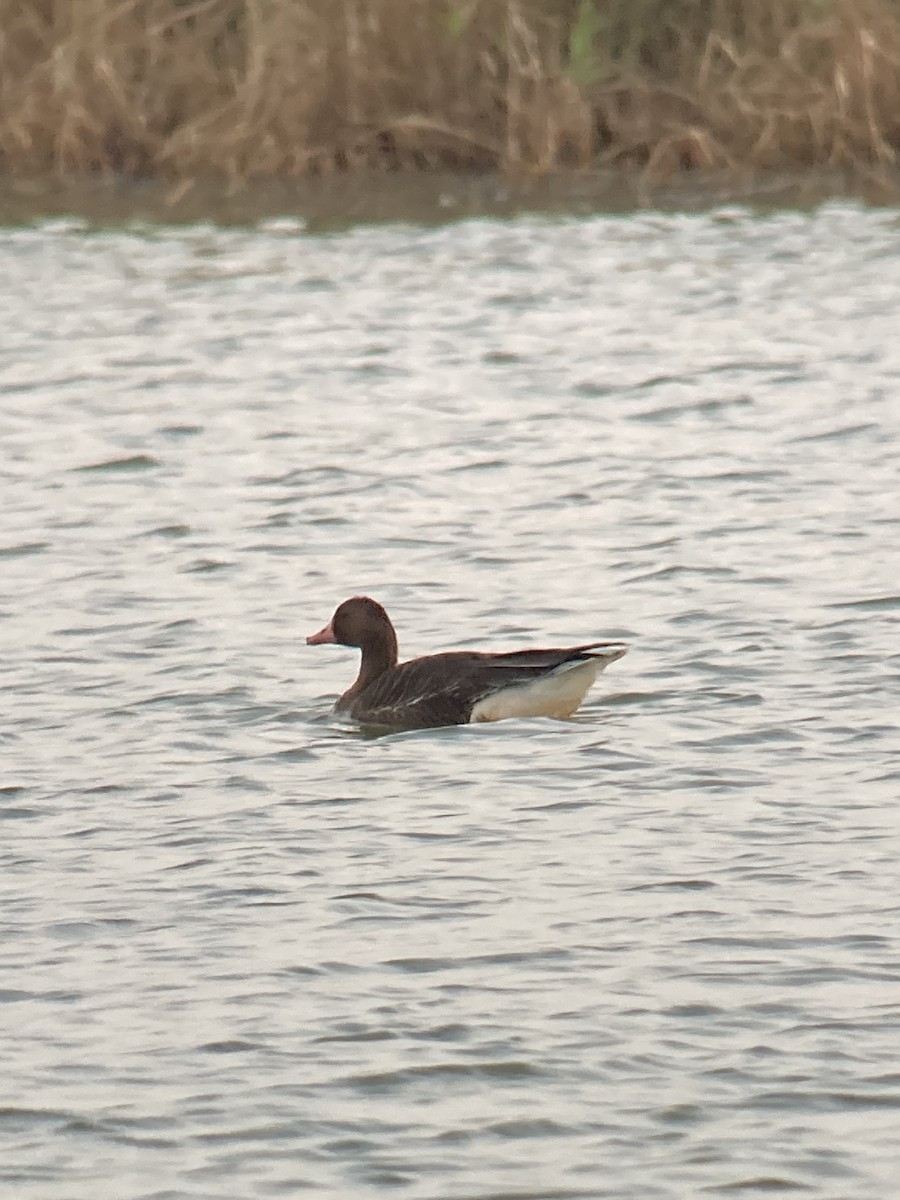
left=341, top=645, right=626, bottom=728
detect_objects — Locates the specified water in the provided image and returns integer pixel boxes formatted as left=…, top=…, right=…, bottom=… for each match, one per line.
left=2, top=202, right=900, bottom=1199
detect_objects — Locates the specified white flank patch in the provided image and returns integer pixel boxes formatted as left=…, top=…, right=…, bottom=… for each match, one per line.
left=470, top=649, right=625, bottom=723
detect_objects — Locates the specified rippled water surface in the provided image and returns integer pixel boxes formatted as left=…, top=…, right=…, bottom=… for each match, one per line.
left=3, top=203, right=900, bottom=1199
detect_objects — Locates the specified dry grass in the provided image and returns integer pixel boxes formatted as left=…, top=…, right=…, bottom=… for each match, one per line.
left=1, top=0, right=900, bottom=182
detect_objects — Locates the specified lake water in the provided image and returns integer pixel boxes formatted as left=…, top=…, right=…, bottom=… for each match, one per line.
left=3, top=200, right=900, bottom=1199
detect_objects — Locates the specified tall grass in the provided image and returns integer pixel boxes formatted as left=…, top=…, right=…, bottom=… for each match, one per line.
left=1, top=0, right=899, bottom=181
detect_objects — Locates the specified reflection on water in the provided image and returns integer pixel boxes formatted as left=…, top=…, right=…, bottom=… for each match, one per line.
left=2, top=200, right=900, bottom=1199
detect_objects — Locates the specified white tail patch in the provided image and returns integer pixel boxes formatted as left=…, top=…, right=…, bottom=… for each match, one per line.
left=470, top=650, right=625, bottom=723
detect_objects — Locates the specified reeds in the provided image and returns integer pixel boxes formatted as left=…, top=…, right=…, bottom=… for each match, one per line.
left=1, top=0, right=899, bottom=181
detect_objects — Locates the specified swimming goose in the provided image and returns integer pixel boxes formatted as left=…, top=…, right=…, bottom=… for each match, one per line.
left=307, top=596, right=627, bottom=728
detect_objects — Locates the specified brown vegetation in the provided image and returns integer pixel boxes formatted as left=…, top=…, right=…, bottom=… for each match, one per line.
left=1, top=0, right=899, bottom=182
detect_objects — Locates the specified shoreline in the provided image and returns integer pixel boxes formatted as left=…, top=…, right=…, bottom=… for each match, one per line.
left=0, top=168, right=894, bottom=231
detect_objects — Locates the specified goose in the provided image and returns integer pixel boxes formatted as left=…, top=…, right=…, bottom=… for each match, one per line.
left=307, top=596, right=626, bottom=728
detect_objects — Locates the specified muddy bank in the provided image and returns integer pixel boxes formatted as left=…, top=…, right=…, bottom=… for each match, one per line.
left=2, top=169, right=892, bottom=231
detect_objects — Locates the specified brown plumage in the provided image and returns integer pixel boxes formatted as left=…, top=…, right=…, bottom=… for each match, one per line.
left=307, top=597, right=627, bottom=729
